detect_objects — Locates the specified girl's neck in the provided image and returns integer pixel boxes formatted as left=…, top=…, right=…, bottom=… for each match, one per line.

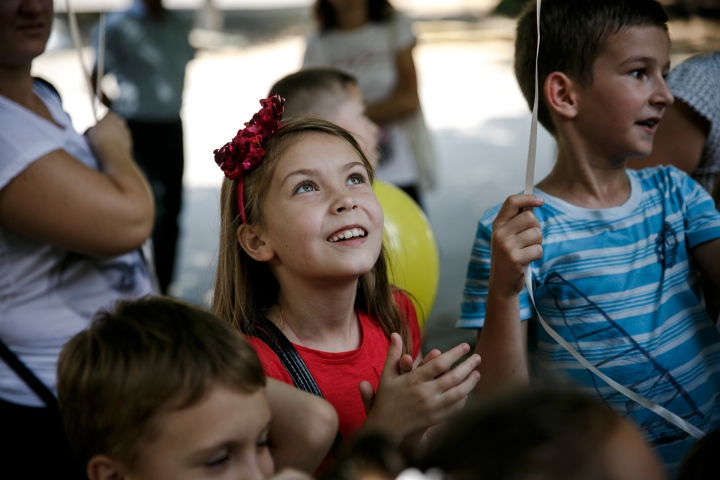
left=0, top=64, right=35, bottom=108
left=272, top=277, right=360, bottom=353
left=536, top=135, right=630, bottom=210
left=334, top=3, right=369, bottom=31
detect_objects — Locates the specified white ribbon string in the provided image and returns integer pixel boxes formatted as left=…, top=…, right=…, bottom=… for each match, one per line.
left=95, top=13, right=106, bottom=115
left=66, top=0, right=99, bottom=121
left=522, top=0, right=704, bottom=440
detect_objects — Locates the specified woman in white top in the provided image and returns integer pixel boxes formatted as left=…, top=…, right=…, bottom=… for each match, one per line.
left=303, top=0, right=428, bottom=205
left=0, top=0, right=154, bottom=475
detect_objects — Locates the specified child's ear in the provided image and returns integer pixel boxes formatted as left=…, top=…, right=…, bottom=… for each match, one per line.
left=237, top=224, right=275, bottom=262
left=544, top=72, right=578, bottom=120
left=86, top=454, right=126, bottom=480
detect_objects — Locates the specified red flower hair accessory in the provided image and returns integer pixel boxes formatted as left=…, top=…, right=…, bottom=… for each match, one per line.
left=213, top=94, right=284, bottom=223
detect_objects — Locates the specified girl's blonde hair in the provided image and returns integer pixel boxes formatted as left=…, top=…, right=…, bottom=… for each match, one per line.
left=212, top=118, right=412, bottom=353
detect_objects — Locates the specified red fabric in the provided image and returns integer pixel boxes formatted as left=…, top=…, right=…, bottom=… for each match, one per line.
left=247, top=292, right=422, bottom=440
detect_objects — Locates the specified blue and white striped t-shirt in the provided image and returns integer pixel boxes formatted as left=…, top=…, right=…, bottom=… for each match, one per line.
left=458, top=166, right=720, bottom=473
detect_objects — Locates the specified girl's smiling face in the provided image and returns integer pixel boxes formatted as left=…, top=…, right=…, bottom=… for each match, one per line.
left=248, top=132, right=384, bottom=284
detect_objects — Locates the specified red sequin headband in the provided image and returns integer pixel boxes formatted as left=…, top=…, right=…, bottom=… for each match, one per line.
left=213, top=94, right=285, bottom=224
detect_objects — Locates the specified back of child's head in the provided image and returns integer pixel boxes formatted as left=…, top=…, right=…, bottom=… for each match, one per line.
left=212, top=117, right=412, bottom=353
left=57, top=296, right=266, bottom=471
left=677, top=428, right=720, bottom=480
left=515, top=0, right=668, bottom=135
left=418, top=387, right=663, bottom=480
left=269, top=68, right=358, bottom=121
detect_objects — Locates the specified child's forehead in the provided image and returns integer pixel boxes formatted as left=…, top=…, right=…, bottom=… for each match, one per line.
left=596, top=25, right=670, bottom=66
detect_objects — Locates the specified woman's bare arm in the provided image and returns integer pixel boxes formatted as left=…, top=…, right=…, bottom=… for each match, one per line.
left=0, top=113, right=154, bottom=257
left=366, top=45, right=421, bottom=125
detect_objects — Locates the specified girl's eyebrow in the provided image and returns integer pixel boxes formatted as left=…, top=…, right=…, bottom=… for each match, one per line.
left=282, top=162, right=365, bottom=186
left=282, top=168, right=321, bottom=186
left=342, top=161, right=365, bottom=172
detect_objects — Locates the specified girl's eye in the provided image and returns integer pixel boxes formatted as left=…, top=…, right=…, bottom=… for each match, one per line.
left=347, top=173, right=365, bottom=186
left=294, top=182, right=317, bottom=194
left=630, top=69, right=645, bottom=80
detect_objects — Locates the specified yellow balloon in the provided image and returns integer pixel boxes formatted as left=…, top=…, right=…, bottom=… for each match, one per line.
left=373, top=181, right=439, bottom=329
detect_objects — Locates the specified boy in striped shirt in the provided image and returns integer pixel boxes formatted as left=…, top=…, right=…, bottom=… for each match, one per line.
left=459, top=0, right=720, bottom=475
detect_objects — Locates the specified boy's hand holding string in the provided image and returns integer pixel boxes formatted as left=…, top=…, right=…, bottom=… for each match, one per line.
left=474, top=194, right=544, bottom=398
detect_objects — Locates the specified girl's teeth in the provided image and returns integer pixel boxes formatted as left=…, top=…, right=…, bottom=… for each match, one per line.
left=329, top=228, right=367, bottom=242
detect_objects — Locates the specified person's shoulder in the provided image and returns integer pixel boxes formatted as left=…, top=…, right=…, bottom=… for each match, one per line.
left=390, top=10, right=412, bottom=26
left=633, top=164, right=691, bottom=188
left=32, top=77, right=63, bottom=107
left=392, top=290, right=414, bottom=315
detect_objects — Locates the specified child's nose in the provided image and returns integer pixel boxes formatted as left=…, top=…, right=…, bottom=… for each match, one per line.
left=238, top=462, right=266, bottom=480
left=652, top=77, right=674, bottom=108
left=333, top=194, right=358, bottom=213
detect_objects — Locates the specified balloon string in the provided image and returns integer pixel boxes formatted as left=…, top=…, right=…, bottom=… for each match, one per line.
left=522, top=0, right=704, bottom=440
left=66, top=0, right=99, bottom=121
left=95, top=13, right=106, bottom=115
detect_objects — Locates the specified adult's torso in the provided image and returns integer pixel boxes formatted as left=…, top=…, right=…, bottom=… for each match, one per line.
left=0, top=81, right=154, bottom=406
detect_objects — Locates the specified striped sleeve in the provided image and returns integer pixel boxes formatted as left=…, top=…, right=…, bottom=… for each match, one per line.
left=457, top=211, right=532, bottom=329
left=677, top=167, right=720, bottom=248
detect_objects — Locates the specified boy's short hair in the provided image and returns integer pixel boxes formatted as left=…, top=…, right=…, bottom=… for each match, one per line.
left=270, top=68, right=358, bottom=121
left=419, top=387, right=622, bottom=480
left=515, top=0, right=668, bottom=135
left=57, top=297, right=266, bottom=470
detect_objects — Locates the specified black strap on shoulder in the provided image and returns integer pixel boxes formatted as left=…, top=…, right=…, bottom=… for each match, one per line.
left=248, top=317, right=324, bottom=397
left=32, top=77, right=63, bottom=105
left=247, top=317, right=344, bottom=458
left=0, top=337, right=58, bottom=410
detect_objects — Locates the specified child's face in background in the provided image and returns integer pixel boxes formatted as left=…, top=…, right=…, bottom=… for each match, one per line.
left=129, top=387, right=273, bottom=480
left=260, top=133, right=383, bottom=284
left=571, top=26, right=673, bottom=161
left=603, top=420, right=666, bottom=480
left=331, top=84, right=380, bottom=169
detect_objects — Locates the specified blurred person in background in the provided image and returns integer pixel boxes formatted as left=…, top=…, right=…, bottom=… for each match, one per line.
left=303, top=0, right=436, bottom=207
left=418, top=388, right=667, bottom=480
left=93, top=0, right=195, bottom=293
left=628, top=51, right=719, bottom=194
left=0, top=0, right=155, bottom=476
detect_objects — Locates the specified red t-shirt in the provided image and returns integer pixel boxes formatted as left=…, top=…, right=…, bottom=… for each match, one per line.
left=247, top=292, right=422, bottom=440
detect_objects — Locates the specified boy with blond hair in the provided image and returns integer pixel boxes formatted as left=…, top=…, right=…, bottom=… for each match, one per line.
left=58, top=297, right=338, bottom=480
left=459, top=0, right=720, bottom=475
left=269, top=68, right=380, bottom=168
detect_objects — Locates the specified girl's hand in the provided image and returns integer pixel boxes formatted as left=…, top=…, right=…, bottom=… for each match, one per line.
left=359, top=334, right=481, bottom=445
left=489, top=194, right=544, bottom=298
left=359, top=349, right=442, bottom=412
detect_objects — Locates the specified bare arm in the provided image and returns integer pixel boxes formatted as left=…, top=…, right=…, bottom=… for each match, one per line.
left=472, top=194, right=544, bottom=400
left=265, top=378, right=338, bottom=473
left=628, top=99, right=709, bottom=173
left=366, top=45, right=420, bottom=125
left=0, top=114, right=154, bottom=257
left=692, top=238, right=720, bottom=321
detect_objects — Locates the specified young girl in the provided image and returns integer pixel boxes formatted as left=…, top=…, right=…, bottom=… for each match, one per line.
left=212, top=95, right=479, bottom=448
